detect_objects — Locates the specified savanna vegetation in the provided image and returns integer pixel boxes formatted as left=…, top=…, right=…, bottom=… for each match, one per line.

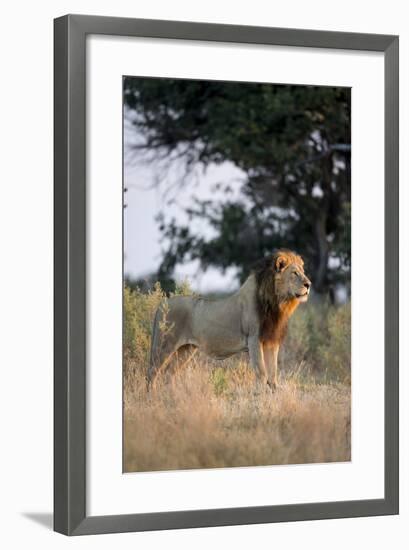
left=123, top=78, right=351, bottom=473
left=123, top=283, right=351, bottom=472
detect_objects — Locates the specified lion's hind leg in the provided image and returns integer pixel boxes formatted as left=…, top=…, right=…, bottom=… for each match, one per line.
left=146, top=336, right=178, bottom=392
left=147, top=342, right=197, bottom=392
left=165, top=344, right=198, bottom=386
left=147, top=299, right=195, bottom=392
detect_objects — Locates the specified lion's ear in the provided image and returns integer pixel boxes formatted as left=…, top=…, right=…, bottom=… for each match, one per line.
left=275, top=255, right=288, bottom=272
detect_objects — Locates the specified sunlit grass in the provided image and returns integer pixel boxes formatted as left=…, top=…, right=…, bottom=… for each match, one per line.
left=123, top=283, right=351, bottom=472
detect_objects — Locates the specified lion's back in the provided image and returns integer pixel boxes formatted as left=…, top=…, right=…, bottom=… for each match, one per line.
left=189, top=295, right=247, bottom=357
left=166, top=295, right=199, bottom=339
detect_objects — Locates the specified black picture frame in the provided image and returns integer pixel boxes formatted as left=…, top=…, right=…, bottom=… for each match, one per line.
left=54, top=14, right=399, bottom=536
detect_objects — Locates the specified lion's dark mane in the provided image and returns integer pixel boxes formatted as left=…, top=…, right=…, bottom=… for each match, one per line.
left=253, top=254, right=293, bottom=345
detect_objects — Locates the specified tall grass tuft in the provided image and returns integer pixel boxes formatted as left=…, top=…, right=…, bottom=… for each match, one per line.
left=123, top=280, right=193, bottom=386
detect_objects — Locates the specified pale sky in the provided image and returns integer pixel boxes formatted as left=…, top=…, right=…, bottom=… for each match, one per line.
left=123, top=123, right=246, bottom=293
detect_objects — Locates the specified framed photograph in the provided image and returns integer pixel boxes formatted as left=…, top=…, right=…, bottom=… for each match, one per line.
left=54, top=14, right=399, bottom=535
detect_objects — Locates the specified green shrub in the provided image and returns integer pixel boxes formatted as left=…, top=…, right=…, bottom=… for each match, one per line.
left=317, top=303, right=351, bottom=383
left=282, top=300, right=351, bottom=384
left=210, top=367, right=229, bottom=396
left=123, top=281, right=193, bottom=382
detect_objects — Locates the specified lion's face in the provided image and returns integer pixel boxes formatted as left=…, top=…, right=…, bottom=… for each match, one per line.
left=274, top=252, right=311, bottom=303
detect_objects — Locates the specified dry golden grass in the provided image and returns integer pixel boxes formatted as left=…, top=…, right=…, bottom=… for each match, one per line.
left=123, top=283, right=351, bottom=473
left=123, top=354, right=350, bottom=473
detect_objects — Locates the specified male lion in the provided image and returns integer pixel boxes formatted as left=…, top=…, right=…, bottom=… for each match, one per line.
left=147, top=249, right=311, bottom=391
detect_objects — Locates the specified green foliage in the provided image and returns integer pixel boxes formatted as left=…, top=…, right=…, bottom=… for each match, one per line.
left=124, top=282, right=164, bottom=367
left=170, top=278, right=194, bottom=297
left=210, top=367, right=229, bottom=396
left=123, top=281, right=193, bottom=382
left=318, top=303, right=351, bottom=383
left=124, top=78, right=351, bottom=292
left=283, top=301, right=351, bottom=383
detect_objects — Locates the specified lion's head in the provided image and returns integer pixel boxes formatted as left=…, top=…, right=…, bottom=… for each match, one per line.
left=254, top=249, right=311, bottom=343
left=273, top=250, right=311, bottom=303
left=255, top=249, right=311, bottom=304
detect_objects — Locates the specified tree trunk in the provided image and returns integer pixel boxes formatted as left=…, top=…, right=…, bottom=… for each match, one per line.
left=313, top=150, right=333, bottom=294
left=314, top=211, right=329, bottom=293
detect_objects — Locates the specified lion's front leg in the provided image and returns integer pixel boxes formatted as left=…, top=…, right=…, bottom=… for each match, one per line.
left=263, top=344, right=279, bottom=392
left=248, top=336, right=268, bottom=388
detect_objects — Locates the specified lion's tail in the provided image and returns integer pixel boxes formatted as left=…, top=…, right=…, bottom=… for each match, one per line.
left=146, top=307, right=161, bottom=390
left=149, top=307, right=161, bottom=368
